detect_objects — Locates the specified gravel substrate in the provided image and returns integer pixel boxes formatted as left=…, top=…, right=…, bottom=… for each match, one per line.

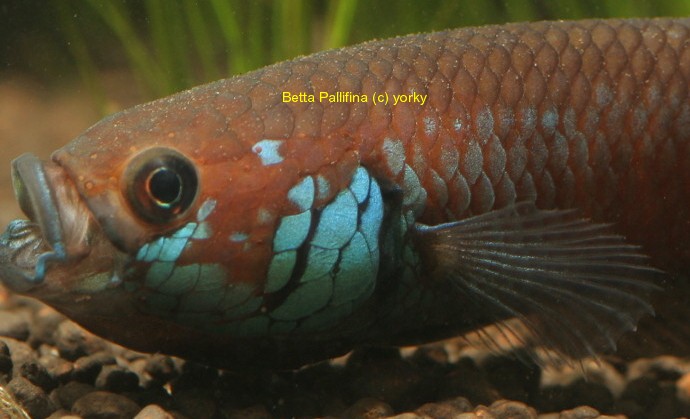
left=1, top=291, right=689, bottom=419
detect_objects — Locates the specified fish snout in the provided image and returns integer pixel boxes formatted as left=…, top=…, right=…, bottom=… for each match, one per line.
left=0, top=154, right=92, bottom=290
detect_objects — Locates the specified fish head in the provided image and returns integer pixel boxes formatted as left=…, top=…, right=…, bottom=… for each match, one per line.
left=0, top=82, right=349, bottom=349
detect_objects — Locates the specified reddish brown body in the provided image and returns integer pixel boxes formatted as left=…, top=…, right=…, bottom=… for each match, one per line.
left=62, top=18, right=690, bottom=273
left=4, top=18, right=690, bottom=368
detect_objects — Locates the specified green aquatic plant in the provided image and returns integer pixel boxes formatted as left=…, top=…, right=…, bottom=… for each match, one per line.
left=52, top=0, right=688, bottom=110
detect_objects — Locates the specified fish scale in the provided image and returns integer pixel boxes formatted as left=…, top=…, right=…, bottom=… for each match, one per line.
left=0, top=18, right=688, bottom=369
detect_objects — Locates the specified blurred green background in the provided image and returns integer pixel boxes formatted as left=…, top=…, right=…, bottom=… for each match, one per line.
left=2, top=0, right=689, bottom=113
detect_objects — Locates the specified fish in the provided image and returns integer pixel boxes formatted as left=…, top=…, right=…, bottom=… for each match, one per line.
left=0, top=17, right=688, bottom=370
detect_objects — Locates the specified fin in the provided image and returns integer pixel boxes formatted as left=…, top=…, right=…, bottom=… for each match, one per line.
left=413, top=202, right=663, bottom=362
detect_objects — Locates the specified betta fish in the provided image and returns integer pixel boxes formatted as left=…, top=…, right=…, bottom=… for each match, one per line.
left=1, top=17, right=688, bottom=369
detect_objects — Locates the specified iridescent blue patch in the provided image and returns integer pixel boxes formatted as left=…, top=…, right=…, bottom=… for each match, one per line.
left=348, top=167, right=370, bottom=204
left=218, top=282, right=255, bottom=310
left=136, top=222, right=198, bottom=263
left=287, top=176, right=315, bottom=211
left=269, top=279, right=333, bottom=321
left=301, top=247, right=339, bottom=283
left=158, top=237, right=189, bottom=262
left=145, top=261, right=175, bottom=288
left=264, top=166, right=386, bottom=334
left=273, top=210, right=311, bottom=252
left=192, top=222, right=212, bottom=239
left=332, top=231, right=376, bottom=305
left=265, top=250, right=297, bottom=293
left=158, top=263, right=199, bottom=295
left=172, top=222, right=196, bottom=239
left=178, top=289, right=224, bottom=312
left=196, top=264, right=227, bottom=291
left=359, top=179, right=383, bottom=252
left=223, top=295, right=263, bottom=319
left=310, top=190, right=357, bottom=249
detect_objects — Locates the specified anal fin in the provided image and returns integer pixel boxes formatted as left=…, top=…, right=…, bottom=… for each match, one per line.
left=413, top=202, right=663, bottom=362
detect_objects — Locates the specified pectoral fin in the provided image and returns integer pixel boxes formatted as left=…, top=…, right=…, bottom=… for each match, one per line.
left=414, top=202, right=663, bottom=361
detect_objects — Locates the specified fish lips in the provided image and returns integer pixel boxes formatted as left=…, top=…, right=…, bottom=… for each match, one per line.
left=0, top=153, right=89, bottom=292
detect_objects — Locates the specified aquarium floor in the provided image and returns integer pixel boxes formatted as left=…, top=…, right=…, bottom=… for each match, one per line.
left=0, top=289, right=689, bottom=419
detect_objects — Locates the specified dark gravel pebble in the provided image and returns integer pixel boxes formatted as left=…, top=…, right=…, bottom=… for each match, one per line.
left=39, top=352, right=74, bottom=383
left=480, top=399, right=537, bottom=418
left=134, top=404, right=178, bottom=419
left=415, top=396, right=472, bottom=417
left=95, top=365, right=140, bottom=393
left=72, top=351, right=116, bottom=384
left=2, top=338, right=37, bottom=378
left=71, top=391, right=140, bottom=419
left=340, top=397, right=395, bottom=418
left=0, top=339, right=13, bottom=381
left=45, top=409, right=81, bottom=418
left=3, top=296, right=690, bottom=418
left=20, top=361, right=58, bottom=392
left=7, top=376, right=57, bottom=419
left=51, top=381, right=94, bottom=410
left=553, top=405, right=607, bottom=418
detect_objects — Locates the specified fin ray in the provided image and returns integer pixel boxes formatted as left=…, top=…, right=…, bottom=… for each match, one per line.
left=414, top=202, right=662, bottom=361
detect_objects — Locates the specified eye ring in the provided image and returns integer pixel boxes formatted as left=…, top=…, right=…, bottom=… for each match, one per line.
left=124, top=147, right=198, bottom=223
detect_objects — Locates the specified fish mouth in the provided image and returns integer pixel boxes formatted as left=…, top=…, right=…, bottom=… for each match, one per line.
left=0, top=153, right=92, bottom=293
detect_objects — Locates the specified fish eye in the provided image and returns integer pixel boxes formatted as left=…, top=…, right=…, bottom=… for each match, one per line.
left=124, top=148, right=198, bottom=223
left=147, top=167, right=182, bottom=207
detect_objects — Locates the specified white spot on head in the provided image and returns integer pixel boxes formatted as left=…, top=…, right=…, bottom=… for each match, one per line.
left=196, top=199, right=217, bottom=222
left=229, top=232, right=249, bottom=242
left=252, top=139, right=284, bottom=165
left=257, top=208, right=273, bottom=224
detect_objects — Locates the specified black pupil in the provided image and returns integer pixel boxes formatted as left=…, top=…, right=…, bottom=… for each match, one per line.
left=148, top=167, right=182, bottom=206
